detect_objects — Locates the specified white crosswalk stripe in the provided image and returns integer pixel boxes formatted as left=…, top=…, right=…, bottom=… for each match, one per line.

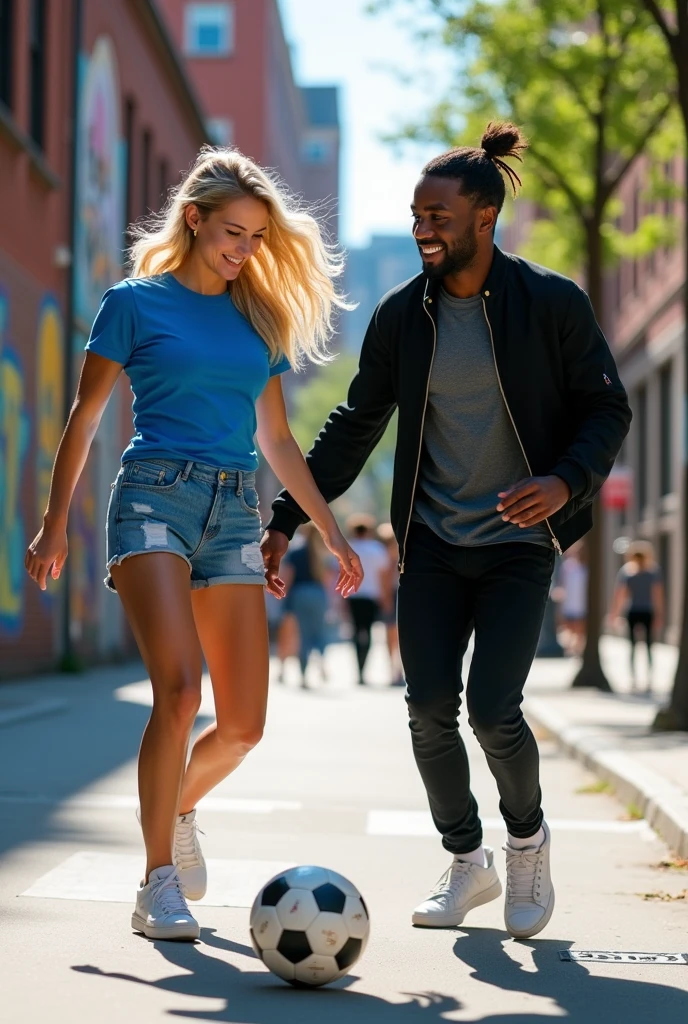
left=21, top=852, right=295, bottom=908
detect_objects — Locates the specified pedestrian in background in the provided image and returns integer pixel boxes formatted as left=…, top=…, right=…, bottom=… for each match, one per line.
left=345, top=514, right=389, bottom=685
left=283, top=524, right=333, bottom=686
left=24, top=146, right=362, bottom=943
left=377, top=522, right=403, bottom=686
left=610, top=541, right=665, bottom=693
left=556, top=541, right=587, bottom=656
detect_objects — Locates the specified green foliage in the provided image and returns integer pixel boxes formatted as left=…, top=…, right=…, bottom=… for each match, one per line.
left=372, top=0, right=680, bottom=281
left=288, top=354, right=398, bottom=519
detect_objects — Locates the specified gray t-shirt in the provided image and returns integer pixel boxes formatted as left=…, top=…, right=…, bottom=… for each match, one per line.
left=413, top=289, right=551, bottom=548
left=618, top=565, right=662, bottom=613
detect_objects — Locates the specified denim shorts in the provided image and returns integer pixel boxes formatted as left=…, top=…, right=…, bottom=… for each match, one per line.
left=105, top=458, right=266, bottom=592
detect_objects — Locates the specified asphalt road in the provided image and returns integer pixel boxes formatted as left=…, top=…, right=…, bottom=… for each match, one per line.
left=1, top=635, right=687, bottom=1023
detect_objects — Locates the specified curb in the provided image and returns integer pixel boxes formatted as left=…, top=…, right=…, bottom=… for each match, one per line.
left=524, top=697, right=688, bottom=859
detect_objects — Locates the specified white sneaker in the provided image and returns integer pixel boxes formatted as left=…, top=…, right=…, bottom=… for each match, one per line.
left=174, top=809, right=207, bottom=901
left=504, top=821, right=555, bottom=938
left=131, top=865, right=200, bottom=940
left=412, top=848, right=502, bottom=927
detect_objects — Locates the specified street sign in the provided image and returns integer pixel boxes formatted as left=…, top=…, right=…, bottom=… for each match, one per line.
left=602, top=465, right=633, bottom=511
left=560, top=950, right=688, bottom=964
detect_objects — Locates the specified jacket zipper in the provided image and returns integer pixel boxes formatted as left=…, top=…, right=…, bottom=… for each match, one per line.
left=399, top=288, right=437, bottom=573
left=481, top=296, right=562, bottom=556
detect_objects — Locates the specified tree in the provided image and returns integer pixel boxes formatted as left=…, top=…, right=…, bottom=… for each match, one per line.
left=641, top=1, right=688, bottom=731
left=372, top=0, right=677, bottom=688
left=288, top=356, right=398, bottom=520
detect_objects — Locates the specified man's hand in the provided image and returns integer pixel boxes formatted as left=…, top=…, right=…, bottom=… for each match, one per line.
left=260, top=528, right=290, bottom=598
left=496, top=475, right=571, bottom=528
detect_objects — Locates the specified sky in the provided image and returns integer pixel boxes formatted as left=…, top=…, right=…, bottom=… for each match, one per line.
left=277, top=0, right=454, bottom=247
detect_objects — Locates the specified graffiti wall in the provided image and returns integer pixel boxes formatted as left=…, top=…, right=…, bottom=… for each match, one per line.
left=74, top=35, right=124, bottom=329
left=70, top=35, right=124, bottom=648
left=0, top=291, right=30, bottom=634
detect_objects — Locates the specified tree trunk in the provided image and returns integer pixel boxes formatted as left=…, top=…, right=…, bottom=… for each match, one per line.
left=571, top=221, right=613, bottom=690
left=654, top=143, right=688, bottom=730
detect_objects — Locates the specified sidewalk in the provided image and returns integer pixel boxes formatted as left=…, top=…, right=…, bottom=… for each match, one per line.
left=524, top=636, right=688, bottom=858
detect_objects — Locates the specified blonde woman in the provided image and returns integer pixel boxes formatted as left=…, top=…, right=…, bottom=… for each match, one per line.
left=24, top=147, right=363, bottom=942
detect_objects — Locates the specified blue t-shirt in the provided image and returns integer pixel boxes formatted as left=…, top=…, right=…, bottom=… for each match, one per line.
left=86, top=273, right=290, bottom=471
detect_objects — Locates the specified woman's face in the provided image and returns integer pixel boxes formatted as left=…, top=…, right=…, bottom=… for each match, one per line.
left=187, top=196, right=269, bottom=282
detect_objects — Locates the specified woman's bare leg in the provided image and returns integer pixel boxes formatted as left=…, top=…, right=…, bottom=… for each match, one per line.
left=110, top=554, right=203, bottom=882
left=179, top=585, right=269, bottom=813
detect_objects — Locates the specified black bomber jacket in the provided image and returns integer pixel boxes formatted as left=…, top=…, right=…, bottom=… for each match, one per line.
left=268, top=246, right=632, bottom=567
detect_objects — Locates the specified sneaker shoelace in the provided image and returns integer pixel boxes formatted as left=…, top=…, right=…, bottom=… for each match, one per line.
left=504, top=846, right=543, bottom=903
left=429, top=860, right=475, bottom=901
left=174, top=816, right=204, bottom=871
left=150, top=871, right=191, bottom=917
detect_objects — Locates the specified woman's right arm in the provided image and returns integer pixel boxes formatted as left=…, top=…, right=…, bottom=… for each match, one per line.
left=25, top=352, right=123, bottom=590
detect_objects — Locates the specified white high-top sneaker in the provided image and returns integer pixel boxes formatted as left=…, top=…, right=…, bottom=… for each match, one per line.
left=412, top=848, right=502, bottom=927
left=504, top=820, right=555, bottom=939
left=131, top=865, right=200, bottom=941
left=174, top=809, right=207, bottom=901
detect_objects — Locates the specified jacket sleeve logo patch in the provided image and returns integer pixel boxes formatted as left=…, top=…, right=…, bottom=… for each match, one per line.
left=603, top=374, right=612, bottom=386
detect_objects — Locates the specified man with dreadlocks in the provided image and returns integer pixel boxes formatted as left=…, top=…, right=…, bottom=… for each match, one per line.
left=261, top=122, right=631, bottom=938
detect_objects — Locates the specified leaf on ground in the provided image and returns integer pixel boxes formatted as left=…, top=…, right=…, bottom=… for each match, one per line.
left=576, top=779, right=614, bottom=795
left=638, top=890, right=687, bottom=902
left=655, top=858, right=688, bottom=872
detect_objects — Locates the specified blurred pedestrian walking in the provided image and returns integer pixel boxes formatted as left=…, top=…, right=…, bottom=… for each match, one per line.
left=610, top=541, right=665, bottom=692
left=556, top=542, right=587, bottom=656
left=345, top=514, right=389, bottom=685
left=377, top=522, right=403, bottom=685
left=283, top=524, right=333, bottom=686
left=24, top=146, right=362, bottom=944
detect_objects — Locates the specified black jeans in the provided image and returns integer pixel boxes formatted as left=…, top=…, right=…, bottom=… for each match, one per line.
left=398, top=522, right=555, bottom=854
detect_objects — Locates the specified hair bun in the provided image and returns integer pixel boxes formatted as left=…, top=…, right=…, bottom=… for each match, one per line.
left=481, top=121, right=527, bottom=160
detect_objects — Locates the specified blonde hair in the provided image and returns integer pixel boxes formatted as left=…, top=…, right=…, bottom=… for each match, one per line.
left=128, top=146, right=350, bottom=367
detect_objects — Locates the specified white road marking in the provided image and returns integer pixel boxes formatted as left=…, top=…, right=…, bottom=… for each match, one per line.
left=0, top=793, right=301, bottom=813
left=366, top=810, right=656, bottom=837
left=21, top=852, right=294, bottom=907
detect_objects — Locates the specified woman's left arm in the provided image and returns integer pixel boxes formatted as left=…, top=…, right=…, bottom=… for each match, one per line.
left=256, top=376, right=363, bottom=596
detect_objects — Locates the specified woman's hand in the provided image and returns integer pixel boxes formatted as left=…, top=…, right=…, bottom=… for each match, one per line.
left=322, top=528, right=364, bottom=598
left=25, top=521, right=68, bottom=591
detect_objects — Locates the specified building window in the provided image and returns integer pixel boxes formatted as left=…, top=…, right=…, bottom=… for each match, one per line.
left=28, top=0, right=46, bottom=147
left=660, top=363, right=672, bottom=496
left=659, top=533, right=670, bottom=628
left=0, top=0, right=13, bottom=109
left=158, top=158, right=169, bottom=208
left=142, top=129, right=152, bottom=214
left=663, top=160, right=674, bottom=219
left=124, top=98, right=136, bottom=229
left=185, top=4, right=234, bottom=56
left=637, top=385, right=647, bottom=514
left=302, top=136, right=333, bottom=165
left=631, top=182, right=641, bottom=294
left=206, top=117, right=233, bottom=145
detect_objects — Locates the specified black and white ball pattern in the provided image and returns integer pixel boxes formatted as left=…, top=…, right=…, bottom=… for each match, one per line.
left=250, top=865, right=370, bottom=987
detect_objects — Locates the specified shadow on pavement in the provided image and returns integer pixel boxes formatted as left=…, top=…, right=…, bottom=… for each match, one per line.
left=452, top=928, right=688, bottom=1023
left=72, top=926, right=463, bottom=1021
left=70, top=923, right=688, bottom=1021
left=0, top=663, right=214, bottom=861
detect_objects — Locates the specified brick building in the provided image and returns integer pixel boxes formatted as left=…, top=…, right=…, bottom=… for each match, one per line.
left=156, top=0, right=341, bottom=236
left=603, top=156, right=686, bottom=641
left=500, top=163, right=685, bottom=640
left=0, top=0, right=207, bottom=677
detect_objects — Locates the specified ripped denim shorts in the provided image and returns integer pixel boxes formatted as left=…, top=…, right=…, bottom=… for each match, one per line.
left=105, top=459, right=266, bottom=592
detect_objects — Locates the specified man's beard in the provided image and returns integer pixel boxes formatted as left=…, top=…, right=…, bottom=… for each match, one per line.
left=421, top=224, right=478, bottom=279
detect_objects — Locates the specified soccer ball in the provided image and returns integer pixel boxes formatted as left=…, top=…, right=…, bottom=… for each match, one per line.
left=250, top=865, right=370, bottom=987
